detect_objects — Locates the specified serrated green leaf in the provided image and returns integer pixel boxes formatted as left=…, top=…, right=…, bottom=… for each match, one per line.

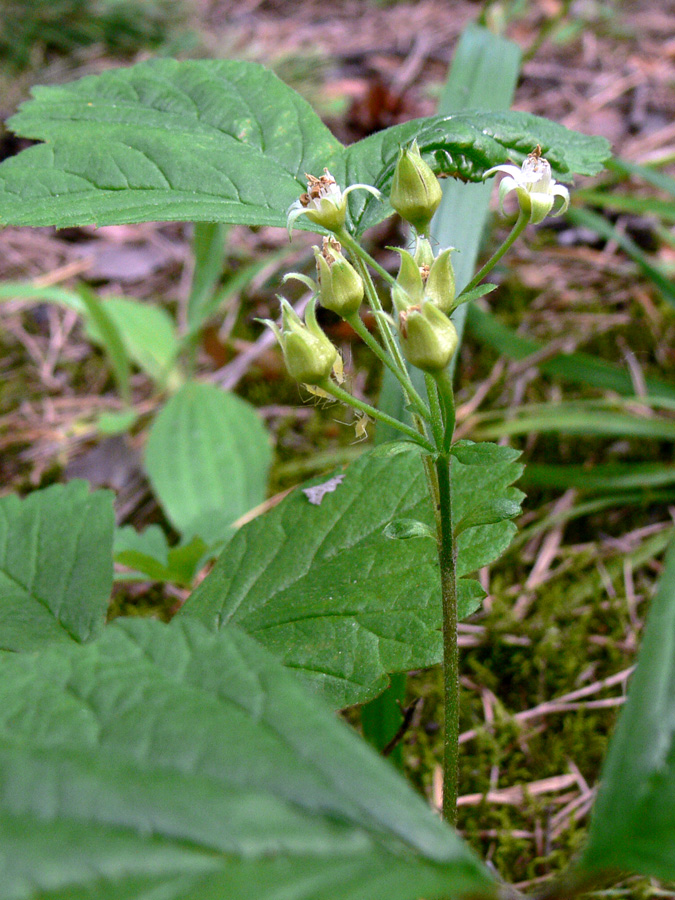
left=0, top=59, right=609, bottom=231
left=179, top=442, right=523, bottom=708
left=451, top=439, right=522, bottom=466
left=576, top=538, right=675, bottom=883
left=455, top=499, right=522, bottom=537
left=86, top=296, right=179, bottom=386
left=0, top=617, right=495, bottom=900
left=0, top=59, right=343, bottom=229
left=0, top=481, right=113, bottom=652
left=144, top=381, right=271, bottom=545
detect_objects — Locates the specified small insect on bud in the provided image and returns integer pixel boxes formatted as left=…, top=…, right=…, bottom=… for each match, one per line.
left=287, top=169, right=381, bottom=237
left=261, top=296, right=337, bottom=385
left=398, top=301, right=458, bottom=373
left=389, top=140, right=443, bottom=236
left=314, top=237, right=364, bottom=318
left=483, top=146, right=571, bottom=225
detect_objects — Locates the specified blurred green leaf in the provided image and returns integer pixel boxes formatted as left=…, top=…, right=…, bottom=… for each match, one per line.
left=78, top=286, right=131, bottom=403
left=114, top=525, right=207, bottom=587
left=522, top=461, right=675, bottom=493
left=0, top=481, right=113, bottom=652
left=86, top=296, right=179, bottom=387
left=577, top=537, right=675, bottom=883
left=187, top=222, right=228, bottom=333
left=144, top=381, right=271, bottom=545
left=473, top=402, right=675, bottom=442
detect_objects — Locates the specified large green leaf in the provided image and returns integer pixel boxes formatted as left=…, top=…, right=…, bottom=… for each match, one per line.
left=0, top=617, right=495, bottom=900
left=0, top=59, right=342, bottom=229
left=0, top=59, right=609, bottom=230
left=144, top=381, right=272, bottom=545
left=0, top=481, right=113, bottom=652
left=179, top=442, right=523, bottom=708
left=575, top=537, right=675, bottom=883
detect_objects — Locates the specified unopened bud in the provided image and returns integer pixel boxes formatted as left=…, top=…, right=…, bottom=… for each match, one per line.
left=390, top=140, right=442, bottom=236
left=424, top=248, right=456, bottom=314
left=263, top=297, right=337, bottom=385
left=315, top=237, right=364, bottom=318
left=391, top=248, right=424, bottom=313
left=414, top=237, right=435, bottom=269
left=398, top=301, right=458, bottom=373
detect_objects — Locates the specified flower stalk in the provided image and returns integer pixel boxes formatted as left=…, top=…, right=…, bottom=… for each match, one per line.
left=276, top=149, right=560, bottom=824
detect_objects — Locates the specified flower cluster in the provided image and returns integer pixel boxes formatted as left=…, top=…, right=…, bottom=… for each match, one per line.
left=264, top=144, right=570, bottom=433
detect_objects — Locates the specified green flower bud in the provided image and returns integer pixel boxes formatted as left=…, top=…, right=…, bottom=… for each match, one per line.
left=389, top=140, right=442, bottom=236
left=391, top=248, right=424, bottom=313
left=315, top=237, right=364, bottom=318
left=424, top=248, right=456, bottom=314
left=414, top=237, right=435, bottom=269
left=263, top=296, right=337, bottom=385
left=398, top=301, right=458, bottom=373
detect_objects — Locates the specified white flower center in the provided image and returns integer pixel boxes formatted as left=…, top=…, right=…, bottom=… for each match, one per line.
left=520, top=156, right=552, bottom=194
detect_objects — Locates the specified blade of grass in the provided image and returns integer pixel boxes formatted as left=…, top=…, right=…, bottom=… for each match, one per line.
left=77, top=285, right=132, bottom=404
left=522, top=461, right=675, bottom=493
left=567, top=206, right=675, bottom=307
left=472, top=404, right=675, bottom=442
left=465, top=303, right=675, bottom=401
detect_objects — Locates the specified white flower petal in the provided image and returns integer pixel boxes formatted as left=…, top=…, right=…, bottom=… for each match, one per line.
left=483, top=163, right=522, bottom=181
left=550, top=184, right=570, bottom=217
left=342, top=183, right=382, bottom=200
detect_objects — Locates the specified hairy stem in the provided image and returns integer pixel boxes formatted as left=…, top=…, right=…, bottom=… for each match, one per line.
left=347, top=313, right=431, bottom=421
left=436, top=452, right=459, bottom=825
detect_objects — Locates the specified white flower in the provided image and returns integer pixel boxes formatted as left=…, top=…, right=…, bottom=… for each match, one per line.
left=483, top=149, right=570, bottom=225
left=287, top=169, right=381, bottom=237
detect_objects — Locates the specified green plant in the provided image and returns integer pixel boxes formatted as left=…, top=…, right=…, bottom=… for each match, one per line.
left=0, top=230, right=276, bottom=584
left=1, top=42, right=671, bottom=900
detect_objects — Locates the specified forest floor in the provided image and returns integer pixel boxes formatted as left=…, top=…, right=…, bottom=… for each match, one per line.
left=1, top=0, right=675, bottom=895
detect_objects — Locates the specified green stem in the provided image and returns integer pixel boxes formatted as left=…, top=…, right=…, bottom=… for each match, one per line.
left=337, top=230, right=398, bottom=290
left=436, top=452, right=459, bottom=826
left=462, top=210, right=529, bottom=296
left=347, top=313, right=431, bottom=421
left=317, top=379, right=436, bottom=453
left=424, top=374, right=445, bottom=450
left=336, top=229, right=413, bottom=387
left=433, top=368, right=457, bottom=454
